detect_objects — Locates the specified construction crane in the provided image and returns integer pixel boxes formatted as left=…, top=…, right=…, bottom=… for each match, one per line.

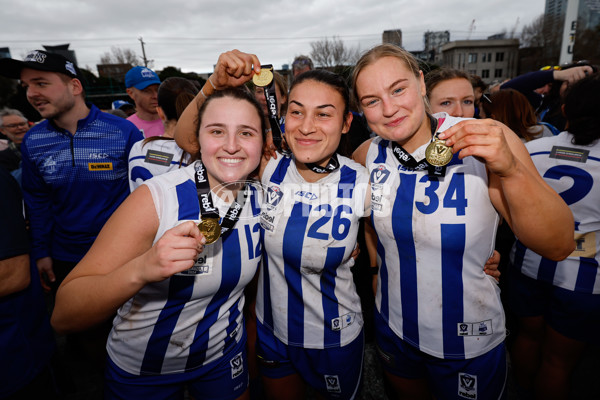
left=509, top=17, right=520, bottom=39
left=467, top=19, right=476, bottom=40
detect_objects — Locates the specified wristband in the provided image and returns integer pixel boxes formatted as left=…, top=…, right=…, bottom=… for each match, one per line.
left=370, top=265, right=379, bottom=275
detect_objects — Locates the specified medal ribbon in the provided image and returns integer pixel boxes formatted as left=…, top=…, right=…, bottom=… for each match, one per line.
left=194, top=161, right=248, bottom=236
left=260, top=65, right=291, bottom=156
left=306, top=153, right=340, bottom=174
left=390, top=115, right=447, bottom=178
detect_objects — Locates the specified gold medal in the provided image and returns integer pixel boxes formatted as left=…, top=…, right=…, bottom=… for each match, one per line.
left=198, top=217, right=221, bottom=245
left=425, top=138, right=453, bottom=167
left=252, top=66, right=273, bottom=87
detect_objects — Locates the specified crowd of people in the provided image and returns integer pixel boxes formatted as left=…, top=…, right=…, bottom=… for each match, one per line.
left=0, top=44, right=598, bottom=400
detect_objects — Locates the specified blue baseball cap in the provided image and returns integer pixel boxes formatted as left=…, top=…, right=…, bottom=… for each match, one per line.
left=125, top=66, right=160, bottom=90
left=112, top=100, right=133, bottom=110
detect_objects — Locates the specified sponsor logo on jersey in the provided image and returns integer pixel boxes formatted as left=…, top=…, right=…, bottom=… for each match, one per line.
left=458, top=373, right=477, bottom=399
left=295, top=190, right=318, bottom=201
left=89, top=152, right=109, bottom=159
left=370, top=165, right=391, bottom=184
left=550, top=146, right=589, bottom=163
left=42, top=156, right=57, bottom=175
left=259, top=211, right=275, bottom=232
left=457, top=320, right=493, bottom=336
left=324, top=375, right=341, bottom=393
left=331, top=312, right=356, bottom=331
left=571, top=231, right=596, bottom=258
left=88, top=162, right=113, bottom=171
left=144, top=149, right=174, bottom=166
left=178, top=254, right=210, bottom=275
left=230, top=352, right=244, bottom=379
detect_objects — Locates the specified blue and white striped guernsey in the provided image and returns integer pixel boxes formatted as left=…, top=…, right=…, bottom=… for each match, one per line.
left=128, top=138, right=190, bottom=192
left=511, top=132, right=600, bottom=294
left=255, top=154, right=369, bottom=349
left=107, top=161, right=263, bottom=375
left=366, top=113, right=505, bottom=360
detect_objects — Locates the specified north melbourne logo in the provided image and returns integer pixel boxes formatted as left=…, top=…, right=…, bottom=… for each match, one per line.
left=324, top=375, right=341, bottom=393
left=230, top=352, right=244, bottom=379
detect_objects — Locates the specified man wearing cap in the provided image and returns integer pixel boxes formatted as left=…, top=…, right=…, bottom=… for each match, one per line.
left=0, top=50, right=143, bottom=294
left=125, top=66, right=163, bottom=137
left=112, top=99, right=136, bottom=117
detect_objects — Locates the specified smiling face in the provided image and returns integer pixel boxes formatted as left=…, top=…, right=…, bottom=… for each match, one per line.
left=355, top=56, right=430, bottom=152
left=284, top=79, right=351, bottom=167
left=198, top=96, right=263, bottom=189
left=429, top=78, right=475, bottom=118
left=21, top=68, right=77, bottom=121
left=0, top=114, right=29, bottom=144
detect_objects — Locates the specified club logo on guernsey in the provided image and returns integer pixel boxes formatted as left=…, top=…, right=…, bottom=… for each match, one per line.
left=370, top=165, right=391, bottom=185
left=458, top=373, right=478, bottom=399
left=230, top=352, right=244, bottom=379
left=331, top=312, right=355, bottom=331
left=457, top=320, right=493, bottom=336
left=265, top=186, right=283, bottom=209
left=324, top=375, right=341, bottom=393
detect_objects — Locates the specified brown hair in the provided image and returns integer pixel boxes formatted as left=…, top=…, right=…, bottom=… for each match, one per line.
left=424, top=68, right=471, bottom=99
left=482, top=89, right=539, bottom=141
left=190, top=87, right=266, bottom=161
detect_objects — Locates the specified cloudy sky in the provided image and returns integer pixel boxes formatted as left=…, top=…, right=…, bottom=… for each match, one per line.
left=2, top=0, right=546, bottom=75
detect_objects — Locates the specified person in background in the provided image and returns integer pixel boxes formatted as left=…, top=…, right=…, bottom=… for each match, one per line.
left=0, top=108, right=29, bottom=184
left=112, top=99, right=136, bottom=117
left=500, top=62, right=595, bottom=133
left=482, top=89, right=554, bottom=143
left=128, top=77, right=198, bottom=191
left=425, top=68, right=475, bottom=118
left=291, top=55, right=313, bottom=78
left=0, top=166, right=58, bottom=400
left=125, top=66, right=164, bottom=137
left=508, top=72, right=600, bottom=400
left=469, top=74, right=488, bottom=118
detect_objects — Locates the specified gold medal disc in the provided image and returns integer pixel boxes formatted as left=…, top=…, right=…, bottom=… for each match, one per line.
left=425, top=138, right=453, bottom=167
left=198, top=218, right=221, bottom=244
left=252, top=67, right=273, bottom=87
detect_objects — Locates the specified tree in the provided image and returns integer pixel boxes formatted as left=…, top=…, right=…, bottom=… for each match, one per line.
left=99, top=47, right=140, bottom=66
left=520, top=14, right=545, bottom=48
left=309, top=36, right=360, bottom=69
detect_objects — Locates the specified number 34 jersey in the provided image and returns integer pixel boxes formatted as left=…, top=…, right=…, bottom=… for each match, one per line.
left=366, top=114, right=505, bottom=360
left=256, top=155, right=370, bottom=349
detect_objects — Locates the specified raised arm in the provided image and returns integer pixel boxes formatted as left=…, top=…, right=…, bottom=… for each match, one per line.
left=440, top=119, right=574, bottom=260
left=51, top=185, right=205, bottom=334
left=175, top=50, right=261, bottom=155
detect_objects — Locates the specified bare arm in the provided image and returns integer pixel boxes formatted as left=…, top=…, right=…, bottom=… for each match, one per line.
left=51, top=186, right=205, bottom=334
left=440, top=119, right=574, bottom=261
left=0, top=254, right=30, bottom=297
left=175, top=49, right=262, bottom=154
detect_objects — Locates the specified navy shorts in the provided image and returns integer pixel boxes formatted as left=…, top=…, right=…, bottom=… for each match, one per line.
left=105, top=336, right=248, bottom=400
left=374, top=309, right=507, bottom=400
left=508, top=268, right=600, bottom=343
left=256, top=320, right=364, bottom=400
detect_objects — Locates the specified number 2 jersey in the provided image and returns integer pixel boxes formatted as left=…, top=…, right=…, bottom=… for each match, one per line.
left=365, top=113, right=504, bottom=360
left=511, top=132, right=600, bottom=294
left=255, top=154, right=370, bottom=349
left=107, top=161, right=263, bottom=375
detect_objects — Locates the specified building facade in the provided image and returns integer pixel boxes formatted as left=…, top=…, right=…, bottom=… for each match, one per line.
left=441, top=39, right=519, bottom=83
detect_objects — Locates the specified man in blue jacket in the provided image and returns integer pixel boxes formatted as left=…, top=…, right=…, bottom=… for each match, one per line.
left=0, top=50, right=143, bottom=293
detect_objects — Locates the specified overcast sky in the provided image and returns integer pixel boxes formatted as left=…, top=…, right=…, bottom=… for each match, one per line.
left=2, top=0, right=546, bottom=75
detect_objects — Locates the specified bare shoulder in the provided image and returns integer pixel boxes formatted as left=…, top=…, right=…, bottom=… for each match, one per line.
left=352, top=138, right=374, bottom=167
